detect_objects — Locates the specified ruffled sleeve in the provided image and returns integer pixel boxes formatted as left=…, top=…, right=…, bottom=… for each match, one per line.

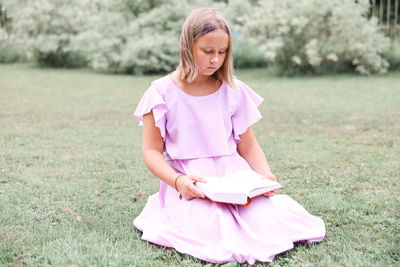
left=231, top=80, right=264, bottom=143
left=134, top=83, right=168, bottom=140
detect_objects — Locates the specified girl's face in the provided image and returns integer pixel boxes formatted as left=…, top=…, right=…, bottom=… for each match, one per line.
left=193, top=29, right=229, bottom=78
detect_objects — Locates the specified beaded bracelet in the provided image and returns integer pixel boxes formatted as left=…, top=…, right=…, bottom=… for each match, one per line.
left=174, top=174, right=183, bottom=192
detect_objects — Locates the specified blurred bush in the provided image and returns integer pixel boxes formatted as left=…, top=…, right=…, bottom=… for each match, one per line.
left=71, top=0, right=228, bottom=74
left=72, top=0, right=183, bottom=73
left=1, top=0, right=394, bottom=75
left=1, top=1, right=26, bottom=63
left=226, top=0, right=268, bottom=69
left=2, top=0, right=224, bottom=72
left=237, top=0, right=390, bottom=75
left=383, top=40, right=400, bottom=71
left=0, top=43, right=27, bottom=63
left=2, top=0, right=91, bottom=67
left=233, top=39, right=268, bottom=69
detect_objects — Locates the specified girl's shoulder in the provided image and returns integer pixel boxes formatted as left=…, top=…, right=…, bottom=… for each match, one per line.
left=228, top=78, right=264, bottom=108
left=231, top=78, right=253, bottom=92
left=144, top=74, right=182, bottom=102
left=232, top=78, right=246, bottom=88
left=224, top=78, right=252, bottom=95
left=148, top=75, right=172, bottom=93
left=227, top=78, right=259, bottom=98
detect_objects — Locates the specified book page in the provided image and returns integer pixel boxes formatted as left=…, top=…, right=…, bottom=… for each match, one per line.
left=196, top=177, right=249, bottom=204
left=197, top=170, right=282, bottom=201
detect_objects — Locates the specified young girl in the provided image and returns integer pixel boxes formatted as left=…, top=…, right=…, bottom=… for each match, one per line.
left=134, top=8, right=325, bottom=264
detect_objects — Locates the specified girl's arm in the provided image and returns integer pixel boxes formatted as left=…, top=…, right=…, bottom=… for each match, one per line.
left=142, top=111, right=206, bottom=200
left=237, top=126, right=277, bottom=197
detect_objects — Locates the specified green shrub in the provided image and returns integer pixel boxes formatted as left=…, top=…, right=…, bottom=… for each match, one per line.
left=2, top=0, right=393, bottom=74
left=384, top=41, right=400, bottom=71
left=71, top=0, right=225, bottom=74
left=2, top=0, right=224, bottom=72
left=233, top=39, right=267, bottom=69
left=36, top=51, right=87, bottom=68
left=71, top=0, right=184, bottom=74
left=0, top=43, right=26, bottom=63
left=238, top=0, right=390, bottom=75
left=2, top=0, right=91, bottom=67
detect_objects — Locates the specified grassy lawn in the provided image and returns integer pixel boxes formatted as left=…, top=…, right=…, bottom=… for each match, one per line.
left=0, top=63, right=399, bottom=266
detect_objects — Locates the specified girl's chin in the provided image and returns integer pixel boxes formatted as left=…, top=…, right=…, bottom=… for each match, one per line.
left=201, top=68, right=218, bottom=75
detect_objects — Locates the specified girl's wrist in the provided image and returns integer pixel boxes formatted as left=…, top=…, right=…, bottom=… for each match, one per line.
left=174, top=174, right=184, bottom=192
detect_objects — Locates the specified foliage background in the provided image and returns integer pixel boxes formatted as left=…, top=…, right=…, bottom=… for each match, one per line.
left=1, top=0, right=398, bottom=74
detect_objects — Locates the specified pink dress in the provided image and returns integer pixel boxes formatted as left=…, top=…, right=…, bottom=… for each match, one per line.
left=133, top=75, right=325, bottom=264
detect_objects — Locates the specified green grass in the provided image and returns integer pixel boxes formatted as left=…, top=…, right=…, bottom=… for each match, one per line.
left=1, top=64, right=399, bottom=266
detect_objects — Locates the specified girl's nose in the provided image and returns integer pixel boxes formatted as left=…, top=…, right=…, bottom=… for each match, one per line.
left=211, top=54, right=218, bottom=63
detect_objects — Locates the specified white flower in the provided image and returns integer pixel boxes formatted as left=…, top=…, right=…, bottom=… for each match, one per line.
left=290, top=17, right=300, bottom=27
left=292, top=55, right=302, bottom=65
left=326, top=53, right=338, bottom=62
left=264, top=51, right=276, bottom=61
left=305, top=39, right=321, bottom=66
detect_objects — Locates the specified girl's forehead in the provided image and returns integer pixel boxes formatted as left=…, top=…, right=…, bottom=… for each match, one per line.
left=195, top=29, right=229, bottom=48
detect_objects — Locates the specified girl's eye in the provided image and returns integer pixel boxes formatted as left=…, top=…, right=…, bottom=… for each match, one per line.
left=204, top=51, right=213, bottom=54
left=219, top=50, right=226, bottom=54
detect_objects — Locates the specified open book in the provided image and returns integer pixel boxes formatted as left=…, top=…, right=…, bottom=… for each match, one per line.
left=196, top=170, right=283, bottom=206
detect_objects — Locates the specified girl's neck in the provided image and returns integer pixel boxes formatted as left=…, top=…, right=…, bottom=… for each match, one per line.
left=171, top=71, right=221, bottom=97
left=192, top=74, right=215, bottom=85
left=173, top=70, right=217, bottom=86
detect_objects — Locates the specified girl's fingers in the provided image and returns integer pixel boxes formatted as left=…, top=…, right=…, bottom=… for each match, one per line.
left=188, top=182, right=205, bottom=198
left=179, top=175, right=205, bottom=199
left=264, top=190, right=276, bottom=198
left=189, top=175, right=206, bottom=197
left=181, top=188, right=204, bottom=200
left=189, top=174, right=207, bottom=184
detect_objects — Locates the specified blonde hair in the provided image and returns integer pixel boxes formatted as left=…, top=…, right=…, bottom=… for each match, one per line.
left=176, top=8, right=235, bottom=88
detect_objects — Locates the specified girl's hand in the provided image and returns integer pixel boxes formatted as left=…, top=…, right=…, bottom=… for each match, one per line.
left=176, top=175, right=207, bottom=200
left=262, top=175, right=277, bottom=198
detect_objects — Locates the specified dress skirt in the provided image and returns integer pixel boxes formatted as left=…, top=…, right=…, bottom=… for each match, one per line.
left=134, top=152, right=325, bottom=264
